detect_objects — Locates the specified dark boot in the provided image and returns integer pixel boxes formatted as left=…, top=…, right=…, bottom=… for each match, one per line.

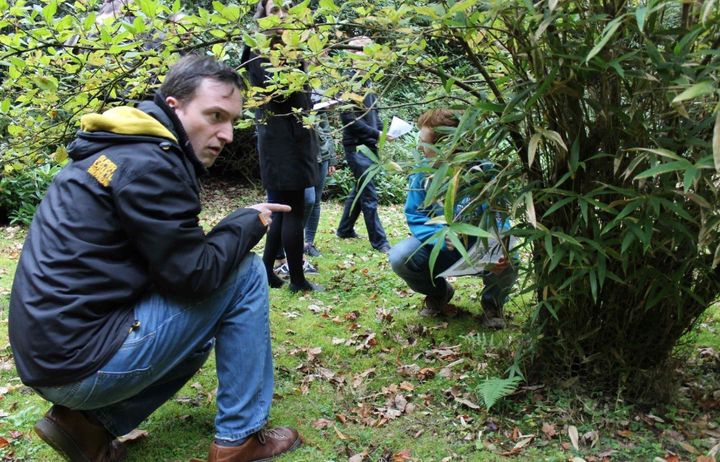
left=34, top=405, right=126, bottom=462
left=481, top=300, right=506, bottom=329
left=207, top=427, right=301, bottom=462
left=420, top=282, right=455, bottom=317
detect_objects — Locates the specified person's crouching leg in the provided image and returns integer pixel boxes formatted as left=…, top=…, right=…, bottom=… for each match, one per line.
left=211, top=254, right=301, bottom=460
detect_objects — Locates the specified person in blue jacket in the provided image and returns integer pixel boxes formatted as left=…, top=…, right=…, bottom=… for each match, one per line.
left=389, top=108, right=517, bottom=329
left=8, top=55, right=300, bottom=462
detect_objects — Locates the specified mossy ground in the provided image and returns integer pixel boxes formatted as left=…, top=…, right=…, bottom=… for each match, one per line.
left=0, top=179, right=718, bottom=461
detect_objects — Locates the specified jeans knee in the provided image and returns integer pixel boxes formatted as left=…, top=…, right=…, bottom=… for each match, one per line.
left=245, top=253, right=265, bottom=278
left=389, top=246, right=412, bottom=275
left=226, top=254, right=268, bottom=300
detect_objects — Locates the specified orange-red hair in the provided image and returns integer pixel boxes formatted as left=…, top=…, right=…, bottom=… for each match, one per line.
left=416, top=109, right=460, bottom=143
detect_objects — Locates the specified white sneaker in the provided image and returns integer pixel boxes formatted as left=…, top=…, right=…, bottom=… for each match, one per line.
left=274, top=263, right=290, bottom=279
left=303, top=260, right=318, bottom=274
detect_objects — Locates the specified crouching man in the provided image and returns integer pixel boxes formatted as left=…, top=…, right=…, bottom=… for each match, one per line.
left=389, top=108, right=517, bottom=329
left=9, top=55, right=300, bottom=462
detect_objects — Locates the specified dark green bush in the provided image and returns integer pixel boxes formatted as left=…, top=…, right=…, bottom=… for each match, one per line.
left=0, top=163, right=61, bottom=225
left=324, top=164, right=407, bottom=206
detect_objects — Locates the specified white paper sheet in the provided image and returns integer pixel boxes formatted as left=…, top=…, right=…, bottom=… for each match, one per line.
left=387, top=116, right=413, bottom=138
left=438, top=235, right=518, bottom=277
left=312, top=99, right=339, bottom=110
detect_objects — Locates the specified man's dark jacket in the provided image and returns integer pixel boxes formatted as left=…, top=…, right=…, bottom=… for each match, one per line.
left=340, top=92, right=383, bottom=153
left=9, top=93, right=267, bottom=386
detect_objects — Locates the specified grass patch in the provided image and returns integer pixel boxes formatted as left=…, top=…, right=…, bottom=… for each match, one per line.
left=0, top=180, right=719, bottom=461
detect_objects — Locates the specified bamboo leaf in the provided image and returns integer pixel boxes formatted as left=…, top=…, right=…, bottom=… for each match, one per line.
left=569, top=137, right=580, bottom=174
left=534, top=16, right=554, bottom=41
left=542, top=196, right=575, bottom=219
left=714, top=110, right=720, bottom=172
left=449, top=223, right=494, bottom=239
left=621, top=231, right=635, bottom=254
left=629, top=147, right=682, bottom=161
left=585, top=16, right=625, bottom=63
left=702, top=0, right=717, bottom=25
left=542, top=129, right=568, bottom=151
left=424, top=163, right=449, bottom=208
left=683, top=166, right=698, bottom=192
left=528, top=133, right=542, bottom=168
left=672, top=81, right=715, bottom=103
left=634, top=160, right=691, bottom=179
left=444, top=170, right=460, bottom=222
left=525, top=192, right=537, bottom=228
left=427, top=232, right=445, bottom=278
left=635, top=6, right=648, bottom=32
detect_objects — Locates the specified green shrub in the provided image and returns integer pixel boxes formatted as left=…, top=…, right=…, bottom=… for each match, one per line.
left=0, top=163, right=61, bottom=225
left=324, top=165, right=407, bottom=206
left=411, top=0, right=720, bottom=400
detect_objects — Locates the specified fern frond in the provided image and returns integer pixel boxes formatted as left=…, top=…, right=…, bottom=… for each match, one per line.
left=476, top=375, right=522, bottom=410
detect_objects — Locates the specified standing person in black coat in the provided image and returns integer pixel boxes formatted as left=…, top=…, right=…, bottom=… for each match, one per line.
left=336, top=36, right=393, bottom=253
left=243, top=0, right=321, bottom=292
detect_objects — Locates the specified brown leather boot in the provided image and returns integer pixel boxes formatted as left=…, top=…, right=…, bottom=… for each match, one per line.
left=207, top=427, right=301, bottom=462
left=34, top=405, right=127, bottom=462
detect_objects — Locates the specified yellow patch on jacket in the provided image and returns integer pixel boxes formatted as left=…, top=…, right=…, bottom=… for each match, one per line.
left=87, top=155, right=117, bottom=187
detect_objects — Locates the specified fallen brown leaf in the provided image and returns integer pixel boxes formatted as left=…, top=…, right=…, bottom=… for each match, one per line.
left=312, top=418, right=332, bottom=429
left=334, top=425, right=351, bottom=441
left=542, top=422, right=557, bottom=439
left=399, top=381, right=414, bottom=391
left=349, top=450, right=368, bottom=462
left=513, top=435, right=534, bottom=450
left=454, top=396, right=481, bottom=410
left=417, top=367, right=435, bottom=381
left=568, top=425, right=579, bottom=451
left=680, top=442, right=699, bottom=455
left=392, top=449, right=412, bottom=461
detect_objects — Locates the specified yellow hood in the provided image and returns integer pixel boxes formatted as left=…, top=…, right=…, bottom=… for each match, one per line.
left=80, top=107, right=177, bottom=143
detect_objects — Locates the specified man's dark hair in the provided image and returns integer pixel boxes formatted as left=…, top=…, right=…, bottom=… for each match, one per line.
left=161, top=55, right=242, bottom=101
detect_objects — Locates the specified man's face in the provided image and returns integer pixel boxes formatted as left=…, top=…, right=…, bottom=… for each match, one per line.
left=418, top=126, right=437, bottom=158
left=166, top=78, right=242, bottom=168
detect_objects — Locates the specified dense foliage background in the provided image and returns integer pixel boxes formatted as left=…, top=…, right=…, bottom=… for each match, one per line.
left=1, top=0, right=719, bottom=402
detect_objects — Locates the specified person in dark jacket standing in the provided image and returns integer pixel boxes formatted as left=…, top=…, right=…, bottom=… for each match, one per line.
left=243, top=0, right=320, bottom=292
left=8, top=55, right=301, bottom=462
left=335, top=36, right=392, bottom=253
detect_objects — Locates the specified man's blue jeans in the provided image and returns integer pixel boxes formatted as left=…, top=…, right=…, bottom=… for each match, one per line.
left=389, top=237, right=517, bottom=308
left=33, top=254, right=273, bottom=443
left=337, top=149, right=389, bottom=250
